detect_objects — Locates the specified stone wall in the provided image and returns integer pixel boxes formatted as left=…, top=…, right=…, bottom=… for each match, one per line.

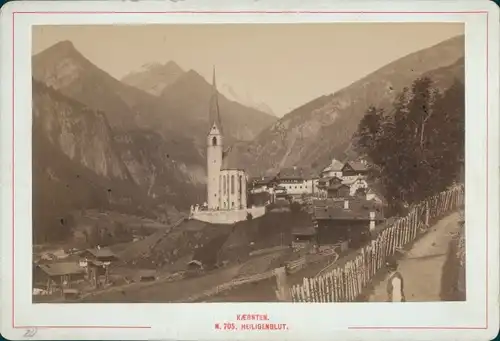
left=192, top=206, right=266, bottom=224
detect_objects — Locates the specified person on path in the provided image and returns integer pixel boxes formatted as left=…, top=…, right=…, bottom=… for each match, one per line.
left=386, top=257, right=406, bottom=302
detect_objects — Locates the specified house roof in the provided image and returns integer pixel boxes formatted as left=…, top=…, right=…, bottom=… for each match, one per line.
left=38, top=262, right=85, bottom=277
left=322, top=159, right=344, bottom=173
left=313, top=199, right=384, bottom=221
left=319, top=175, right=342, bottom=183
left=343, top=161, right=368, bottom=172
left=278, top=166, right=317, bottom=180
left=85, top=248, right=116, bottom=259
left=278, top=167, right=305, bottom=180
left=187, top=260, right=203, bottom=267
left=251, top=176, right=274, bottom=186
left=292, top=226, right=317, bottom=236
left=326, top=183, right=350, bottom=191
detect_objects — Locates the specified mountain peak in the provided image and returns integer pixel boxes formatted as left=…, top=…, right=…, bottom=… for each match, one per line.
left=32, top=40, right=93, bottom=91
left=37, top=40, right=81, bottom=59
left=121, top=60, right=185, bottom=96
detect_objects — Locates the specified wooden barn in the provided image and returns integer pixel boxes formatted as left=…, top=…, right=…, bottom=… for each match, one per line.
left=312, top=198, right=384, bottom=248
left=33, top=262, right=85, bottom=294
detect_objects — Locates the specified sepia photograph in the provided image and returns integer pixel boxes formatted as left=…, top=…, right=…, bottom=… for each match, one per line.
left=1, top=1, right=498, bottom=339
left=31, top=22, right=466, bottom=304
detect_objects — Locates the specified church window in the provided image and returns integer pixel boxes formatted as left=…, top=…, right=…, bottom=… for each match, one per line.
left=212, top=137, right=217, bottom=146
left=223, top=175, right=227, bottom=194
left=239, top=175, right=243, bottom=196
left=231, top=201, right=234, bottom=208
left=231, top=175, right=235, bottom=194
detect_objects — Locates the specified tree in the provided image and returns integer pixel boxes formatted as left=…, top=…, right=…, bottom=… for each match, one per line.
left=354, top=77, right=464, bottom=214
left=354, top=106, right=384, bottom=158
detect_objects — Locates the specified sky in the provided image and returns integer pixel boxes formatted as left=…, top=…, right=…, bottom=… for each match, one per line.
left=32, top=23, right=463, bottom=117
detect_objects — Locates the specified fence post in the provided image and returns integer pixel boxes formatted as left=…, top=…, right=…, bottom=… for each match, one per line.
left=274, top=266, right=292, bottom=302
left=425, top=200, right=430, bottom=226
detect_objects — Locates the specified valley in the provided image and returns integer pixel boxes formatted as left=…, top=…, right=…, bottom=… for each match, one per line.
left=31, top=30, right=465, bottom=304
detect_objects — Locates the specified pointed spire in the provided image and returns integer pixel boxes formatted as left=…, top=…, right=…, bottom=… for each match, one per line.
left=212, top=65, right=217, bottom=90
left=209, top=65, right=223, bottom=134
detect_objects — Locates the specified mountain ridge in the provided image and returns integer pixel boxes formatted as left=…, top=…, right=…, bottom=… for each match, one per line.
left=225, top=35, right=465, bottom=175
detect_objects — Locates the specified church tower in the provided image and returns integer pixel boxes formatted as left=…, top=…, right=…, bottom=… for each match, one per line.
left=207, top=67, right=223, bottom=210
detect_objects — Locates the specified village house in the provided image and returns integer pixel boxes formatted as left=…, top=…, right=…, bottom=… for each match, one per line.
left=312, top=198, right=384, bottom=248
left=248, top=176, right=276, bottom=206
left=317, top=176, right=359, bottom=199
left=343, top=176, right=369, bottom=197
left=276, top=167, right=319, bottom=197
left=327, top=183, right=351, bottom=198
left=33, top=261, right=85, bottom=294
left=81, top=247, right=118, bottom=263
left=341, top=161, right=369, bottom=181
left=320, top=158, right=344, bottom=178
left=80, top=247, right=118, bottom=288
left=365, top=186, right=387, bottom=205
left=291, top=226, right=317, bottom=248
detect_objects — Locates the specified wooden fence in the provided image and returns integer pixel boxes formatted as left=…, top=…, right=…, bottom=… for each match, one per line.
left=290, top=184, right=465, bottom=302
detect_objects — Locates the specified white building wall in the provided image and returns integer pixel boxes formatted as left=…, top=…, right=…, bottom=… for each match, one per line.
left=279, top=181, right=311, bottom=195
left=219, top=169, right=247, bottom=210
left=324, top=170, right=343, bottom=178
left=206, top=127, right=223, bottom=210
left=349, top=179, right=368, bottom=196
left=240, top=171, right=248, bottom=209
left=192, top=206, right=265, bottom=224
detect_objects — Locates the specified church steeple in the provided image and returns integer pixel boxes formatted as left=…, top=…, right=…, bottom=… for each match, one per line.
left=209, top=66, right=223, bottom=134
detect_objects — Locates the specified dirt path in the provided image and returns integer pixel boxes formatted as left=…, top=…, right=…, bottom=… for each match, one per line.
left=368, top=212, right=460, bottom=302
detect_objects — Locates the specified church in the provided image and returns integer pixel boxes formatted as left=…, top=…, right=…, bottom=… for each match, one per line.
left=190, top=68, right=265, bottom=224
left=206, top=68, right=248, bottom=211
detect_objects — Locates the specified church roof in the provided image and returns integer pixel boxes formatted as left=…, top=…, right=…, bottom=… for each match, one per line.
left=208, top=67, right=223, bottom=135
left=222, top=150, right=245, bottom=171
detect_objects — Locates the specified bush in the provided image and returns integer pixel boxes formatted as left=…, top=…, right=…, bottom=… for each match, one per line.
left=290, top=201, right=302, bottom=213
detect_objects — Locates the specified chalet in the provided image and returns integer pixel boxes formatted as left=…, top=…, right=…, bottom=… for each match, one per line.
left=341, top=161, right=369, bottom=181
left=326, top=183, right=351, bottom=198
left=320, top=158, right=344, bottom=178
left=33, top=262, right=85, bottom=294
left=312, top=198, right=384, bottom=248
left=81, top=247, right=118, bottom=263
left=317, top=176, right=343, bottom=198
left=80, top=247, right=118, bottom=288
